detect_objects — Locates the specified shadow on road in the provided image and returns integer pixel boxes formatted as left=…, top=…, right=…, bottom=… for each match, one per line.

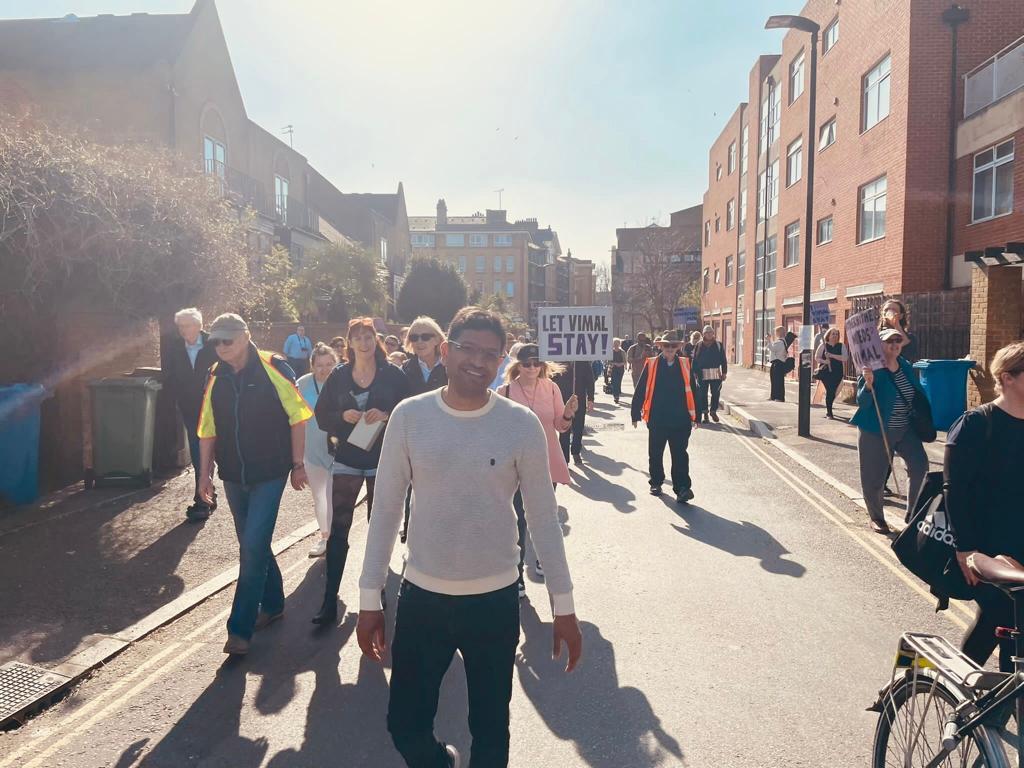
left=570, top=462, right=637, bottom=514
left=669, top=505, right=806, bottom=578
left=516, top=600, right=685, bottom=767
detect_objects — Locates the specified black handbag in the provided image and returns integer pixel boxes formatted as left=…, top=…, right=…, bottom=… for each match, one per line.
left=891, top=471, right=973, bottom=607
left=895, top=379, right=937, bottom=443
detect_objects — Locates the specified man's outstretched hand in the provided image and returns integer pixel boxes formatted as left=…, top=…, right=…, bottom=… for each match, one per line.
left=553, top=614, right=583, bottom=672
left=357, top=610, right=387, bottom=662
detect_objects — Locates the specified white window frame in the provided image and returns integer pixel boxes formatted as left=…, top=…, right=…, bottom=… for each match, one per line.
left=784, top=221, right=800, bottom=267
left=728, top=141, right=737, bottom=175
left=704, top=221, right=711, bottom=246
left=740, top=124, right=749, bottom=175
left=819, top=117, right=837, bottom=151
left=859, top=175, right=887, bottom=243
left=739, top=195, right=747, bottom=235
left=725, top=255, right=734, bottom=286
left=716, top=164, right=723, bottom=181
left=714, top=267, right=720, bottom=285
left=726, top=199, right=736, bottom=231
left=823, top=17, right=839, bottom=53
left=972, top=139, right=1015, bottom=223
left=862, top=54, right=892, bottom=132
left=786, top=137, right=803, bottom=187
left=274, top=174, right=289, bottom=219
left=469, top=233, right=488, bottom=247
left=715, top=216, right=721, bottom=233
left=203, top=136, right=226, bottom=178
left=789, top=50, right=805, bottom=103
left=816, top=216, right=833, bottom=245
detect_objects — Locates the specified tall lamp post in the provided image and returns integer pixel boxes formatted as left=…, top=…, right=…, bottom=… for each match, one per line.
left=766, top=13, right=820, bottom=438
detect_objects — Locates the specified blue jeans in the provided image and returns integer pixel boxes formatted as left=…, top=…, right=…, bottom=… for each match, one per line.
left=223, top=477, right=287, bottom=640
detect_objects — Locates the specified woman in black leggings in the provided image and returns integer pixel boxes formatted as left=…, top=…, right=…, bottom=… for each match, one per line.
left=946, top=341, right=1024, bottom=671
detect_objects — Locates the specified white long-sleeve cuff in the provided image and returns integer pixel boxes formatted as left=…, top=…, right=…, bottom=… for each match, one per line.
left=360, top=587, right=384, bottom=612
left=551, top=591, right=575, bottom=616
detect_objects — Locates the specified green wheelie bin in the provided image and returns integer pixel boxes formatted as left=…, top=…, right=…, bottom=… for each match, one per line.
left=85, top=377, right=162, bottom=488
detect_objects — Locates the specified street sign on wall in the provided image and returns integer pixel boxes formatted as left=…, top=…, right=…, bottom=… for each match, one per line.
left=538, top=306, right=613, bottom=361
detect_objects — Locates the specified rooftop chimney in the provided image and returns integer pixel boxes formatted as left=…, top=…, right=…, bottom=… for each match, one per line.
left=436, top=198, right=447, bottom=226
left=486, top=209, right=507, bottom=225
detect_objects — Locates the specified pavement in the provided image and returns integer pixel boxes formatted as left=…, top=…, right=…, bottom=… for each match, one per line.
left=0, top=387, right=980, bottom=766
left=717, top=365, right=948, bottom=530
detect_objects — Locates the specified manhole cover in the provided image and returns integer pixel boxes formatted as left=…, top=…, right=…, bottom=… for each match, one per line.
left=0, top=661, right=71, bottom=728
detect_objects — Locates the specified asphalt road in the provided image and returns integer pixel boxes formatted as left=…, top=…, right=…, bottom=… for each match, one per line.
left=0, top=400, right=967, bottom=767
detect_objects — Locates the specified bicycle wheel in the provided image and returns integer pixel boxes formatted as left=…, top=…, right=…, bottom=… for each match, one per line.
left=872, top=673, right=1007, bottom=767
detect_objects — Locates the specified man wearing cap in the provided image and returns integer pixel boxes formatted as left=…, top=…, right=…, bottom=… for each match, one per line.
left=197, top=313, right=312, bottom=656
left=631, top=330, right=699, bottom=504
left=692, top=325, right=728, bottom=423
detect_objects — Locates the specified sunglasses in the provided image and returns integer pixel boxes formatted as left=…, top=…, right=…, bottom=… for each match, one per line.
left=408, top=333, right=435, bottom=343
left=211, top=337, right=236, bottom=347
left=884, top=337, right=904, bottom=345
left=520, top=359, right=542, bottom=368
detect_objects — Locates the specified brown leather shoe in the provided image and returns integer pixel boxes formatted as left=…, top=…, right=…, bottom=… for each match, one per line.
left=223, top=634, right=250, bottom=656
left=254, top=610, right=283, bottom=631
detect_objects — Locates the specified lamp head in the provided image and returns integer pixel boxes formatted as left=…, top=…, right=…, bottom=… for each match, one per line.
left=765, top=14, right=820, bottom=34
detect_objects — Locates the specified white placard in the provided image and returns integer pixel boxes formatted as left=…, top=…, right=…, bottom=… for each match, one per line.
left=844, top=309, right=885, bottom=372
left=537, top=306, right=613, bottom=361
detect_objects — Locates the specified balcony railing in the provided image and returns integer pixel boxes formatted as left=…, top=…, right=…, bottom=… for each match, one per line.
left=965, top=34, right=1024, bottom=117
left=275, top=195, right=320, bottom=234
left=204, top=159, right=273, bottom=217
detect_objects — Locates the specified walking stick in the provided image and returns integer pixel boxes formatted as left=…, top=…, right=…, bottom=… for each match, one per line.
left=870, top=389, right=901, bottom=496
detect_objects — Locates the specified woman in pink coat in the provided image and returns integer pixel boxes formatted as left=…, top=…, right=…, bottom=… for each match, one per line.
left=501, top=343, right=577, bottom=598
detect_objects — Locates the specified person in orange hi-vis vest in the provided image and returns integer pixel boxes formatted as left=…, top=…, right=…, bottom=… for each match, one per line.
left=630, top=329, right=699, bottom=504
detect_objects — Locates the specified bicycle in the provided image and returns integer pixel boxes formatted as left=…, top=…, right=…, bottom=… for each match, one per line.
left=870, top=554, right=1024, bottom=767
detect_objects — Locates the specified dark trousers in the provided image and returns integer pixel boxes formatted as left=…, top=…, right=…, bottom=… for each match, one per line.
left=287, top=357, right=310, bottom=377
left=647, top=422, right=692, bottom=494
left=698, top=379, right=722, bottom=417
left=388, top=581, right=520, bottom=768
left=769, top=360, right=787, bottom=401
left=963, top=583, right=1015, bottom=673
left=323, top=474, right=375, bottom=602
left=821, top=374, right=842, bottom=416
left=223, top=477, right=287, bottom=639
left=610, top=367, right=624, bottom=402
left=559, top=408, right=586, bottom=461
left=514, top=489, right=527, bottom=583
left=184, top=422, right=215, bottom=508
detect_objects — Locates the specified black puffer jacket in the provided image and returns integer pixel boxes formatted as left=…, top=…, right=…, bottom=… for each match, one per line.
left=401, top=356, right=447, bottom=396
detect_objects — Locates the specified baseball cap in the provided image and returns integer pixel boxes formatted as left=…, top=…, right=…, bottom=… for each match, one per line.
left=208, top=313, right=249, bottom=341
left=516, top=343, right=540, bottom=362
left=879, top=328, right=904, bottom=342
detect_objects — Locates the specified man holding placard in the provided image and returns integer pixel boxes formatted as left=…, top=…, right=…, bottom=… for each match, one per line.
left=630, top=330, right=699, bottom=504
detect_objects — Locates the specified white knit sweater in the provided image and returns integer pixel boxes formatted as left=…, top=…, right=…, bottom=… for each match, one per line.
left=358, top=389, right=575, bottom=615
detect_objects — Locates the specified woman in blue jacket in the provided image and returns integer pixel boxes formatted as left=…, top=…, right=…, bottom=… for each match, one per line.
left=851, top=327, right=930, bottom=534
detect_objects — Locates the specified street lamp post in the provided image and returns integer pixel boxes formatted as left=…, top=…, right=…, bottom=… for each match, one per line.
left=766, top=13, right=820, bottom=438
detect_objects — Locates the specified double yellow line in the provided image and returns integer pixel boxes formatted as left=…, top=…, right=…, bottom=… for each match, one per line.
left=721, top=421, right=973, bottom=631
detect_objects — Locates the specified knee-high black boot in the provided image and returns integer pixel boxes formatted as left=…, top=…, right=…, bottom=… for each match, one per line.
left=312, top=534, right=348, bottom=626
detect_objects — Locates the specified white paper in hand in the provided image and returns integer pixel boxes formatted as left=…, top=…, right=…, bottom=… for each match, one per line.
left=347, top=413, right=385, bottom=452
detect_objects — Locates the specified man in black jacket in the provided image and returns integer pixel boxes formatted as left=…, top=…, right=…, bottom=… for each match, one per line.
left=555, top=360, right=595, bottom=466
left=163, top=308, right=221, bottom=521
left=691, top=325, right=728, bottom=423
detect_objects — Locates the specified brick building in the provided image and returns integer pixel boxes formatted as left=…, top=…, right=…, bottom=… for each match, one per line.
left=700, top=0, right=1024, bottom=371
left=612, top=204, right=702, bottom=339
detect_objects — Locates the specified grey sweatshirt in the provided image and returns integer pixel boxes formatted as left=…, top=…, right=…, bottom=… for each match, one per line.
left=358, top=389, right=575, bottom=615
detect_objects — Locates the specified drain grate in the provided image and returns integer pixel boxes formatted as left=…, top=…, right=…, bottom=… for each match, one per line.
left=0, top=661, right=71, bottom=728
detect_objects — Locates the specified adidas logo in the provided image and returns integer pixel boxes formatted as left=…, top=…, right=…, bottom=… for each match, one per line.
left=917, top=498, right=956, bottom=547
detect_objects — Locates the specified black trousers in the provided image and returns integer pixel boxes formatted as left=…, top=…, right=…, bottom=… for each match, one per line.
left=963, top=583, right=1015, bottom=673
left=610, top=367, right=624, bottom=401
left=287, top=356, right=310, bottom=377
left=559, top=408, right=586, bottom=460
left=323, top=475, right=374, bottom=602
left=769, top=360, right=787, bottom=401
left=698, top=379, right=722, bottom=416
left=388, top=581, right=520, bottom=768
left=647, top=422, right=692, bottom=494
left=821, top=373, right=842, bottom=415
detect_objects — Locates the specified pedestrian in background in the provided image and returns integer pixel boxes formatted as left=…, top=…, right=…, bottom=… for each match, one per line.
left=554, top=360, right=595, bottom=466
left=502, top=342, right=575, bottom=598
left=851, top=328, right=930, bottom=534
left=814, top=327, right=846, bottom=419
left=196, top=313, right=311, bottom=656
left=609, top=337, right=626, bottom=404
left=627, top=332, right=654, bottom=387
left=683, top=330, right=701, bottom=360
left=767, top=326, right=791, bottom=402
left=329, top=336, right=347, bottom=359
left=384, top=334, right=406, bottom=361
left=879, top=299, right=918, bottom=363
left=946, top=342, right=1024, bottom=672
left=398, top=316, right=448, bottom=543
left=356, top=307, right=581, bottom=768
left=163, top=307, right=220, bottom=522
left=631, top=330, right=699, bottom=504
left=692, top=325, right=728, bottom=423
left=283, top=323, right=313, bottom=377
left=296, top=343, right=339, bottom=559
left=312, top=318, right=410, bottom=626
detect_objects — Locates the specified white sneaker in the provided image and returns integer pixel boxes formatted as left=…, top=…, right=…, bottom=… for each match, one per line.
left=445, top=744, right=461, bottom=768
left=307, top=538, right=328, bottom=558
left=535, top=559, right=544, bottom=579
left=518, top=582, right=526, bottom=600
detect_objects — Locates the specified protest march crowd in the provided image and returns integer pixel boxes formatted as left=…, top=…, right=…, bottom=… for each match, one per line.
left=162, top=298, right=1024, bottom=767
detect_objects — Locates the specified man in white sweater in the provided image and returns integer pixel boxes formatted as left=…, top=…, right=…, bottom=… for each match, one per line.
left=357, top=307, right=582, bottom=768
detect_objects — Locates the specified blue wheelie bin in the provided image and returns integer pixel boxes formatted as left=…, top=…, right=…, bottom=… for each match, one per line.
left=913, top=359, right=977, bottom=432
left=0, top=384, right=49, bottom=505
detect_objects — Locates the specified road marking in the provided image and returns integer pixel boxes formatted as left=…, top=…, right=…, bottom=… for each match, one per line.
left=0, top=543, right=333, bottom=762
left=721, top=422, right=970, bottom=631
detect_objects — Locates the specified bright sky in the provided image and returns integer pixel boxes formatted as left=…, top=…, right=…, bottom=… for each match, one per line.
left=3, top=0, right=798, bottom=270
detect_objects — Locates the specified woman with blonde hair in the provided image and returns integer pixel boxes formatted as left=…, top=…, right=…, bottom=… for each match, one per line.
left=813, top=326, right=846, bottom=419
left=946, top=341, right=1024, bottom=672
left=401, top=316, right=447, bottom=396
left=296, top=343, right=339, bottom=558
left=501, top=343, right=577, bottom=598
